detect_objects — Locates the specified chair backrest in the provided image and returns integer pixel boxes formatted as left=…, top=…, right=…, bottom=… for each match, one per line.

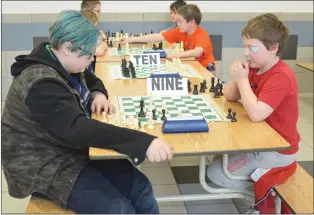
left=33, top=37, right=49, bottom=49
left=209, top=35, right=223, bottom=61
left=281, top=35, right=298, bottom=60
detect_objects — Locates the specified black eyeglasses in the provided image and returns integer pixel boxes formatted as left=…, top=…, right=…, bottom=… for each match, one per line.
left=78, top=47, right=93, bottom=59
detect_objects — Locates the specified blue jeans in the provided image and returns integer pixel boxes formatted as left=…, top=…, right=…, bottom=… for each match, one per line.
left=67, top=160, right=159, bottom=214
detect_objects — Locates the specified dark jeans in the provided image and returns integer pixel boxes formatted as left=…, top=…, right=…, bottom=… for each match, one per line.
left=66, top=159, right=159, bottom=214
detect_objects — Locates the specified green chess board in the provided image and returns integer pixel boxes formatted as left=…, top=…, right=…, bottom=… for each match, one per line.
left=110, top=64, right=201, bottom=79
left=118, top=95, right=226, bottom=124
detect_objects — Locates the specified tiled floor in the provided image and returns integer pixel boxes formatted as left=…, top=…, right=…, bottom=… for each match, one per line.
left=1, top=95, right=313, bottom=213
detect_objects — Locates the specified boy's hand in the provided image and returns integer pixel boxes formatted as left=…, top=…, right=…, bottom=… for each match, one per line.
left=166, top=52, right=181, bottom=60
left=119, top=37, right=132, bottom=45
left=91, top=92, right=116, bottom=115
left=230, top=60, right=249, bottom=83
left=146, top=138, right=173, bottom=162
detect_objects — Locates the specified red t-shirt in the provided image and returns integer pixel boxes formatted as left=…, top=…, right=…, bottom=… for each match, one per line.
left=248, top=59, right=300, bottom=155
left=162, top=26, right=215, bottom=67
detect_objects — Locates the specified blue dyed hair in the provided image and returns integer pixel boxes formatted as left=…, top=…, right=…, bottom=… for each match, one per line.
left=48, top=10, right=99, bottom=57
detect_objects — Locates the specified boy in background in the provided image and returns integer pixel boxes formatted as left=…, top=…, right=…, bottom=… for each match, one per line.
left=120, top=4, right=216, bottom=75
left=80, top=8, right=108, bottom=73
left=161, top=0, right=187, bottom=32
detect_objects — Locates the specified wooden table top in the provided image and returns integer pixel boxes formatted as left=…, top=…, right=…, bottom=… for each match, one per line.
left=89, top=61, right=290, bottom=159
left=296, top=62, right=314, bottom=72
left=97, top=41, right=195, bottom=62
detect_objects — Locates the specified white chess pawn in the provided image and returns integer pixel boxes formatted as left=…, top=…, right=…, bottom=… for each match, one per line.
left=147, top=113, right=154, bottom=129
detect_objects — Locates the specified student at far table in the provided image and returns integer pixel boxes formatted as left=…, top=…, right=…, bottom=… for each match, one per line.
left=160, top=0, right=187, bottom=32
left=120, top=4, right=216, bottom=76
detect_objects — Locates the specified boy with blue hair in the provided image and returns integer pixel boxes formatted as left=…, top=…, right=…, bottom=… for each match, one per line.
left=1, top=10, right=173, bottom=214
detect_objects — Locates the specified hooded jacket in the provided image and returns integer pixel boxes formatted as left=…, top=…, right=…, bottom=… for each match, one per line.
left=1, top=42, right=156, bottom=207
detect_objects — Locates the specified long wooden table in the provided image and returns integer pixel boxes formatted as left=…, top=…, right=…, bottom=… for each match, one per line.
left=88, top=60, right=290, bottom=204
left=97, top=41, right=195, bottom=62
left=296, top=62, right=314, bottom=71
left=89, top=61, right=290, bottom=159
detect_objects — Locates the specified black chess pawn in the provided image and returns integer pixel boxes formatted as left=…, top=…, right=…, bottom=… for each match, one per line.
left=209, top=77, right=215, bottom=92
left=128, top=60, right=134, bottom=69
left=118, top=43, right=121, bottom=51
left=187, top=80, right=192, bottom=92
left=231, top=112, right=237, bottom=122
left=152, top=44, right=157, bottom=50
left=120, top=29, right=123, bottom=34
left=161, top=109, right=167, bottom=121
left=122, top=67, right=130, bottom=77
left=219, top=84, right=224, bottom=96
left=145, top=32, right=147, bottom=35
left=203, top=79, right=207, bottom=89
left=152, top=109, right=157, bottom=120
left=193, top=84, right=199, bottom=95
left=213, top=87, right=220, bottom=98
left=131, top=68, right=136, bottom=78
left=215, top=78, right=221, bottom=88
left=109, top=40, right=113, bottom=47
left=200, top=82, right=205, bottom=93
left=138, top=98, right=146, bottom=117
left=158, top=42, right=163, bottom=50
left=151, top=30, right=153, bottom=34
left=107, top=31, right=110, bottom=37
left=226, top=108, right=232, bottom=119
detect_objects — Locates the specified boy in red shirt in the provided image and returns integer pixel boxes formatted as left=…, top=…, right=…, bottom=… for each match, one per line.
left=207, top=13, right=300, bottom=190
left=119, top=4, right=216, bottom=75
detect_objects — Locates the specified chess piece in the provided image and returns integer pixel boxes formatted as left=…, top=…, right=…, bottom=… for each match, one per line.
left=231, top=112, right=237, bottom=122
left=215, top=78, right=221, bottom=89
left=209, top=77, right=215, bottom=92
left=161, top=109, right=167, bottom=121
left=138, top=98, right=146, bottom=117
left=213, top=87, right=220, bottom=98
left=152, top=44, right=157, bottom=50
left=193, top=84, right=199, bottom=95
left=151, top=30, right=153, bottom=34
left=200, top=82, right=205, bottom=93
left=203, top=79, right=207, bottom=89
left=118, top=43, right=121, bottom=51
left=152, top=109, right=157, bottom=120
left=147, top=113, right=154, bottom=129
left=187, top=80, right=192, bottom=92
left=131, top=68, right=136, bottom=78
left=219, top=84, right=224, bottom=96
left=145, top=32, right=147, bottom=35
left=158, top=42, right=163, bottom=50
left=226, top=108, right=232, bottom=119
left=109, top=40, right=113, bottom=47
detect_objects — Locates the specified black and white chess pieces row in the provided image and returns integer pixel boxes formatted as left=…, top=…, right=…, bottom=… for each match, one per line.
left=105, top=30, right=154, bottom=38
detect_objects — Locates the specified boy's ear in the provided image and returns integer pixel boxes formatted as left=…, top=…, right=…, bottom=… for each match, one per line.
left=269, top=43, right=279, bottom=55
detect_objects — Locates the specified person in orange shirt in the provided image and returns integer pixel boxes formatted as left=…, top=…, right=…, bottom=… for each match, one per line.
left=119, top=4, right=216, bottom=76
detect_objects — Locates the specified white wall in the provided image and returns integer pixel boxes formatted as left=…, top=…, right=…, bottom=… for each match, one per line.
left=2, top=1, right=313, bottom=14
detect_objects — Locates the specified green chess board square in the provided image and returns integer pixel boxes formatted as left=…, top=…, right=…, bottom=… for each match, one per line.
left=162, top=97, right=172, bottom=100
left=192, top=98, right=203, bottom=102
left=181, top=110, right=190, bottom=114
left=125, top=108, right=136, bottom=112
left=122, top=98, right=133, bottom=101
left=169, top=113, right=179, bottom=117
left=205, top=115, right=218, bottom=120
left=200, top=109, right=212, bottom=113
left=176, top=104, right=187, bottom=108
left=123, top=103, right=135, bottom=107
left=185, top=101, right=195, bottom=105
left=167, top=107, right=178, bottom=111
left=191, top=113, right=203, bottom=116
left=188, top=106, right=199, bottom=111
left=166, top=101, right=175, bottom=105
left=173, top=99, right=182, bottom=102
left=197, top=103, right=208, bottom=107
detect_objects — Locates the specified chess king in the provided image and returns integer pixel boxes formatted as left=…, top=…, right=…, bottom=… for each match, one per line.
left=1, top=10, right=173, bottom=214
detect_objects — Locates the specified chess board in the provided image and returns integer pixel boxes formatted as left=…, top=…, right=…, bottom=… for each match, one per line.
left=108, top=47, right=175, bottom=56
left=117, top=95, right=226, bottom=124
left=110, top=64, right=201, bottom=79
